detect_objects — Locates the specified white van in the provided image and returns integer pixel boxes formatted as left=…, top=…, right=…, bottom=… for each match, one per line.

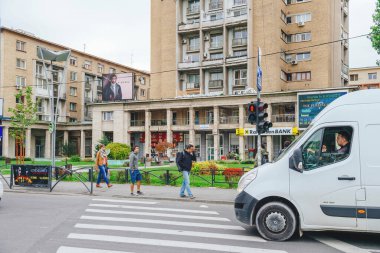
left=235, top=89, right=380, bottom=241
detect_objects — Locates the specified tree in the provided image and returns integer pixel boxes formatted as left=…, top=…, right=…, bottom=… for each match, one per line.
left=8, top=87, right=38, bottom=164
left=155, top=141, right=174, bottom=160
left=105, top=143, right=131, bottom=160
left=370, top=0, right=380, bottom=65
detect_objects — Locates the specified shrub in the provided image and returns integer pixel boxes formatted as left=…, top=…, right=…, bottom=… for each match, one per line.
left=106, top=143, right=131, bottom=160
left=241, top=160, right=255, bottom=164
left=69, top=155, right=81, bottom=162
left=192, top=161, right=221, bottom=175
left=222, top=168, right=245, bottom=188
left=82, top=158, right=93, bottom=163
left=216, top=160, right=240, bottom=164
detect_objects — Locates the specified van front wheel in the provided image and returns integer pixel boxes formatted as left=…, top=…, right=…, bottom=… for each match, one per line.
left=255, top=202, right=297, bottom=241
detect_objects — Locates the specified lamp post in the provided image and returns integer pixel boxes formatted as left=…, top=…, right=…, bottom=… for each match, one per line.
left=37, top=47, right=71, bottom=169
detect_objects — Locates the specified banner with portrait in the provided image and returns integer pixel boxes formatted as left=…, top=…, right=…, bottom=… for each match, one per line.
left=102, top=73, right=134, bottom=101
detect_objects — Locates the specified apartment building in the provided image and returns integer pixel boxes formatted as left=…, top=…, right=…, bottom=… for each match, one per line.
left=0, top=27, right=150, bottom=159
left=90, top=0, right=349, bottom=162
left=349, top=66, right=380, bottom=89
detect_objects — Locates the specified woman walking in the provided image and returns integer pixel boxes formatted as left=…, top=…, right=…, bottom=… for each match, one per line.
left=95, top=144, right=113, bottom=188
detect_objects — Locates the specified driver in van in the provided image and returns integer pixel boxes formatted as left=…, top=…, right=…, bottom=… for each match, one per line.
left=336, top=130, right=351, bottom=154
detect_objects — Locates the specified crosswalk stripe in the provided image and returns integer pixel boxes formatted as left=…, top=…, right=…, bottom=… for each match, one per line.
left=92, top=198, right=157, bottom=205
left=311, top=235, right=371, bottom=253
left=89, top=203, right=219, bottom=215
left=68, top=233, right=287, bottom=253
left=85, top=208, right=230, bottom=221
left=80, top=215, right=245, bottom=230
left=75, top=223, right=266, bottom=242
left=57, top=246, right=133, bottom=253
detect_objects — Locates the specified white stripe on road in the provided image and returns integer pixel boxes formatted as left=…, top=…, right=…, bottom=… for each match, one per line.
left=80, top=215, right=244, bottom=230
left=89, top=203, right=219, bottom=215
left=75, top=223, right=266, bottom=242
left=92, top=198, right=157, bottom=205
left=311, top=235, right=371, bottom=253
left=57, top=246, right=133, bottom=253
left=85, top=208, right=230, bottom=221
left=68, top=233, right=286, bottom=253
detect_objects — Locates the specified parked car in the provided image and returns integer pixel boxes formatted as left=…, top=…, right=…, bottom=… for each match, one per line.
left=235, top=89, right=380, bottom=241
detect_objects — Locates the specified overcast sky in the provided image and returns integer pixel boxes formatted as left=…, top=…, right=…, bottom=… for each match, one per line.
left=0, top=0, right=378, bottom=71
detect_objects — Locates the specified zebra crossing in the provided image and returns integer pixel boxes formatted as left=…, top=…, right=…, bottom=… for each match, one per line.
left=56, top=198, right=288, bottom=253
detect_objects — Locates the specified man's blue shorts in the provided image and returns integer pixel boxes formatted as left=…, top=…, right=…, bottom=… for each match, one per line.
left=130, top=169, right=142, bottom=184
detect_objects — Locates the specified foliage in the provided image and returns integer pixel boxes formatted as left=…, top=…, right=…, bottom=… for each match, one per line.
left=240, top=160, right=255, bottom=164
left=370, top=0, right=380, bottom=65
left=223, top=168, right=245, bottom=188
left=106, top=142, right=131, bottom=160
left=155, top=141, right=174, bottom=154
left=69, top=155, right=81, bottom=162
left=192, top=161, right=221, bottom=175
left=216, top=160, right=242, bottom=164
left=62, top=142, right=77, bottom=157
left=94, top=135, right=111, bottom=158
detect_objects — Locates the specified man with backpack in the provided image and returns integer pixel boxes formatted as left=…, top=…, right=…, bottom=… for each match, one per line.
left=176, top=144, right=197, bottom=199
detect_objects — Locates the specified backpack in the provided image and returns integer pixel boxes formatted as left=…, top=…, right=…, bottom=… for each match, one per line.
left=176, top=151, right=184, bottom=172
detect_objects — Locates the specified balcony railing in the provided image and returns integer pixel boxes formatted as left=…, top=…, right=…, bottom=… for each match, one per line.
left=186, top=83, right=200, bottom=89
left=209, top=80, right=223, bottom=88
left=187, top=5, right=200, bottom=15
left=151, top=119, right=167, bottom=126
left=232, top=38, right=248, bottom=47
left=209, top=1, right=223, bottom=10
left=172, top=118, right=190, bottom=126
left=271, top=114, right=295, bottom=123
left=195, top=117, right=214, bottom=125
left=220, top=116, right=239, bottom=124
left=131, top=120, right=145, bottom=127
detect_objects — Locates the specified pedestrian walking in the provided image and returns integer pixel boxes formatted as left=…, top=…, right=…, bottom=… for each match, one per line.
left=278, top=140, right=291, bottom=156
left=129, top=146, right=143, bottom=196
left=255, top=144, right=269, bottom=167
left=95, top=144, right=113, bottom=188
left=176, top=144, right=197, bottom=199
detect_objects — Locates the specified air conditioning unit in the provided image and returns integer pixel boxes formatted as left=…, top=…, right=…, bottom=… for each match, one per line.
left=203, top=52, right=209, bottom=58
left=182, top=39, right=187, bottom=44
left=204, top=35, right=209, bottom=41
left=179, top=75, right=185, bottom=81
left=297, top=21, right=305, bottom=27
left=291, top=60, right=298, bottom=65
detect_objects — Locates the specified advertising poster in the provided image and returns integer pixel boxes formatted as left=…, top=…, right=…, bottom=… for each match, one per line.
left=298, top=91, right=348, bottom=129
left=102, top=73, right=134, bottom=101
left=12, top=165, right=50, bottom=188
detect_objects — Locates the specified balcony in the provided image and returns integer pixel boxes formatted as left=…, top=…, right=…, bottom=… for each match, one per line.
left=226, top=7, right=247, bottom=25
left=195, top=117, right=214, bottom=125
left=341, top=63, right=349, bottom=80
left=232, top=38, right=247, bottom=47
left=226, top=55, right=247, bottom=64
left=178, top=60, right=200, bottom=69
left=187, top=5, right=200, bottom=15
left=151, top=119, right=167, bottom=126
left=131, top=120, right=145, bottom=127
left=220, top=116, right=239, bottom=124
left=203, top=12, right=224, bottom=27
left=178, top=20, right=200, bottom=31
left=186, top=83, right=200, bottom=90
left=208, top=80, right=223, bottom=89
left=271, top=114, right=295, bottom=123
left=202, top=58, right=224, bottom=67
left=209, top=1, right=223, bottom=11
left=172, top=118, right=190, bottom=126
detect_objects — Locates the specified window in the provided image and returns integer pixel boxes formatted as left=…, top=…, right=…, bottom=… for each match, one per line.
left=36, top=63, right=43, bottom=76
left=301, top=126, right=353, bottom=171
left=140, top=89, right=146, bottom=97
left=103, top=111, right=113, bottom=121
left=294, top=13, right=312, bottom=23
left=233, top=50, right=247, bottom=57
left=185, top=53, right=200, bottom=62
left=16, top=41, right=26, bottom=51
left=210, top=53, right=224, bottom=60
left=36, top=78, right=47, bottom=89
left=70, top=87, right=77, bottom=96
left=70, top=71, right=77, bottom=81
left=296, top=52, right=311, bottom=61
left=210, top=72, right=223, bottom=81
left=210, top=34, right=223, bottom=49
left=83, top=60, right=91, bottom=70
left=16, top=95, right=25, bottom=104
left=233, top=0, right=247, bottom=6
left=109, top=68, right=116, bottom=74
left=233, top=28, right=247, bottom=39
left=187, top=74, right=200, bottom=89
left=350, top=74, right=358, bottom=81
left=282, top=31, right=311, bottom=43
left=234, top=69, right=247, bottom=86
left=69, top=118, right=77, bottom=123
left=70, top=57, right=77, bottom=66
left=368, top=73, right=377, bottom=80
left=16, top=58, right=26, bottom=69
left=188, top=36, right=200, bottom=51
left=188, top=0, right=200, bottom=14
left=69, top=103, right=77, bottom=112
left=98, top=64, right=104, bottom=73
left=16, top=76, right=26, bottom=88
left=285, top=71, right=311, bottom=81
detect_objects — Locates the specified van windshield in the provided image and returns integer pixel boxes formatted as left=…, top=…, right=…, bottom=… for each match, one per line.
left=273, top=124, right=313, bottom=162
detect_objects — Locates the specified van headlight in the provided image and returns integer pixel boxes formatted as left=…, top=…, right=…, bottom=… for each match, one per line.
left=237, top=169, right=258, bottom=193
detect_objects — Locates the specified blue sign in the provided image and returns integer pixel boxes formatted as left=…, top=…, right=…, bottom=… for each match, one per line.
left=298, top=91, right=348, bottom=129
left=257, top=66, right=262, bottom=92
left=0, top=127, right=2, bottom=142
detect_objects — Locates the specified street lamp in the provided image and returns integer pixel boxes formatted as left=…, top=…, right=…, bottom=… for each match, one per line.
left=37, top=47, right=71, bottom=169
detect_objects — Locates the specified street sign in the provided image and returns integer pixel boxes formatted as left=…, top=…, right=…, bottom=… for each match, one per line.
left=292, top=127, right=299, bottom=135
left=235, top=128, right=244, bottom=136
left=257, top=47, right=262, bottom=92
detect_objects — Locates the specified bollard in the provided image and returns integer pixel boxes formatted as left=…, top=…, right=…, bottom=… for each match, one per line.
left=166, top=170, right=170, bottom=185
left=211, top=169, right=215, bottom=187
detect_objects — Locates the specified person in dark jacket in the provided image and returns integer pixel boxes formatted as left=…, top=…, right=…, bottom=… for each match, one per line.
left=177, top=144, right=197, bottom=199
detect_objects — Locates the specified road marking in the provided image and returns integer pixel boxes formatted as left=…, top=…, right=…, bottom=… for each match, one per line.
left=85, top=208, right=230, bottom=221
left=311, top=235, right=371, bottom=253
left=89, top=203, right=219, bottom=215
left=92, top=198, right=157, bottom=205
left=80, top=215, right=245, bottom=230
left=57, top=246, right=133, bottom=253
left=75, top=223, right=266, bottom=242
left=68, top=233, right=286, bottom=253
left=200, top=205, right=209, bottom=208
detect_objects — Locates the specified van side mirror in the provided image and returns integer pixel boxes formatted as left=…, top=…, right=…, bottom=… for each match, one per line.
left=289, top=148, right=304, bottom=173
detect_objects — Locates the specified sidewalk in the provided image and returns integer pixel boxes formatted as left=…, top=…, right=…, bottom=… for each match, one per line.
left=2, top=179, right=237, bottom=204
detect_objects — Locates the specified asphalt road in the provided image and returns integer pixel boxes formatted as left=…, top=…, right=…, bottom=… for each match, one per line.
left=0, top=192, right=379, bottom=253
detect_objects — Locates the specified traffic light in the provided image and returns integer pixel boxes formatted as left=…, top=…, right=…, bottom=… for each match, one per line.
left=257, top=102, right=272, bottom=134
left=247, top=102, right=256, bottom=124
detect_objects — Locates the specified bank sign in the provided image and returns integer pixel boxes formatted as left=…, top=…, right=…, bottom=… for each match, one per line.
left=242, top=127, right=294, bottom=136
left=298, top=91, right=348, bottom=129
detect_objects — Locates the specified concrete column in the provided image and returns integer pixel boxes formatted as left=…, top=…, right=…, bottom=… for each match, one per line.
left=189, top=107, right=195, bottom=145
left=80, top=130, right=86, bottom=159
left=63, top=131, right=69, bottom=144
left=144, top=110, right=152, bottom=158
left=45, top=130, right=51, bottom=159
left=113, top=110, right=124, bottom=143
left=213, top=106, right=220, bottom=160
left=124, top=111, right=131, bottom=145
left=2, top=126, right=9, bottom=157
left=267, top=136, right=274, bottom=162
left=25, top=128, right=32, bottom=158
left=166, top=109, right=173, bottom=158
left=239, top=104, right=245, bottom=160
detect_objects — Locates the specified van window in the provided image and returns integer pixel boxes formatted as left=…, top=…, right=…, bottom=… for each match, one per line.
left=301, top=126, right=353, bottom=171
left=363, top=124, right=380, bottom=168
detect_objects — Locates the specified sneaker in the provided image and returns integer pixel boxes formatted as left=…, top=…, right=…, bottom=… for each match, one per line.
left=189, top=195, right=195, bottom=199
left=137, top=191, right=144, bottom=195
left=180, top=195, right=187, bottom=198
left=131, top=192, right=137, bottom=196
left=96, top=184, right=102, bottom=188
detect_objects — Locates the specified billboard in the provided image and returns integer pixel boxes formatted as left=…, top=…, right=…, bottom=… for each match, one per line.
left=298, top=90, right=348, bottom=129
left=102, top=73, right=134, bottom=101
left=12, top=165, right=50, bottom=188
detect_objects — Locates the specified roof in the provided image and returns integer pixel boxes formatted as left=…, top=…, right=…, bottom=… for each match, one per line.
left=0, top=26, right=150, bottom=75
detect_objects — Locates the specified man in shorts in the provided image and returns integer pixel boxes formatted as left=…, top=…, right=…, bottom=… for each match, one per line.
left=129, top=146, right=143, bottom=196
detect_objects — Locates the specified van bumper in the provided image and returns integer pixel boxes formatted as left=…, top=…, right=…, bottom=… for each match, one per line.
left=234, top=190, right=258, bottom=225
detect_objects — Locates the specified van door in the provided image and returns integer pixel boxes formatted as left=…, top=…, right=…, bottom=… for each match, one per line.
left=361, top=124, right=380, bottom=232
left=290, top=123, right=361, bottom=229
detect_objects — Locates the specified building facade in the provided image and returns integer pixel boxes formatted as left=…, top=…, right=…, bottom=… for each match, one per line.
left=349, top=66, right=380, bottom=89
left=0, top=27, right=150, bottom=159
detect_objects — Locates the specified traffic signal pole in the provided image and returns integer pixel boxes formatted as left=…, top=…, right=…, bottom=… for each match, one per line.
left=256, top=97, right=262, bottom=167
